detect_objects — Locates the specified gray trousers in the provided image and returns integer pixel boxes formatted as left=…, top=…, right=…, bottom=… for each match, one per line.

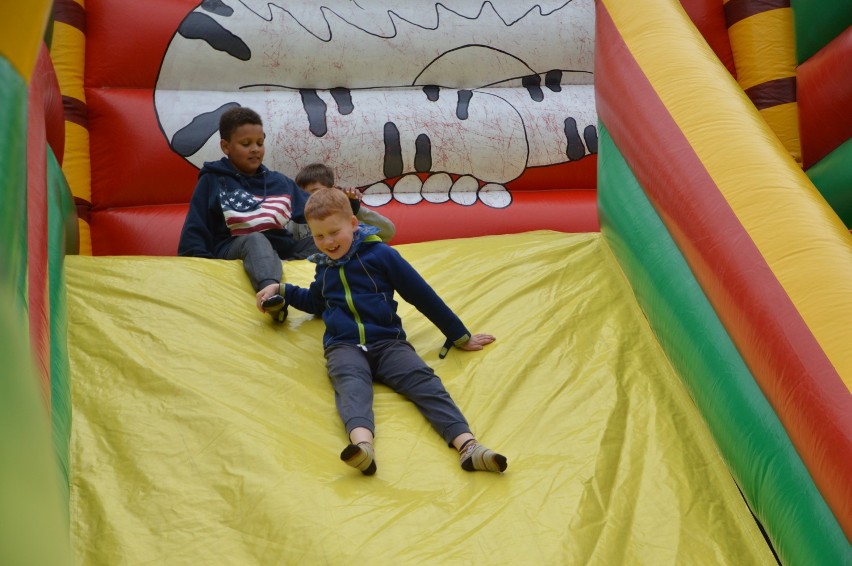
left=325, top=340, right=471, bottom=446
left=289, top=237, right=320, bottom=260
left=224, top=232, right=283, bottom=291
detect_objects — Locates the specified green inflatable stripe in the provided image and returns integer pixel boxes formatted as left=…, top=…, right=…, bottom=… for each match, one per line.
left=806, top=137, right=852, bottom=229
left=0, top=58, right=29, bottom=313
left=0, top=93, right=73, bottom=561
left=48, top=148, right=74, bottom=520
left=790, top=0, right=852, bottom=63
left=0, top=296, right=73, bottom=566
left=597, top=123, right=849, bottom=565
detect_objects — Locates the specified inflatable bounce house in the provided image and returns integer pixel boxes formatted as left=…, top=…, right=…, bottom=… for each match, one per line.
left=2, top=1, right=850, bottom=564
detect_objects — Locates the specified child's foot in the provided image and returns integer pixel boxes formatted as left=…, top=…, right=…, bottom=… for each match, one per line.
left=340, top=442, right=377, bottom=475
left=261, top=294, right=287, bottom=323
left=459, top=440, right=507, bottom=473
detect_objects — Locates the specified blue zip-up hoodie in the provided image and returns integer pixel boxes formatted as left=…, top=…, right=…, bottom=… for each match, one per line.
left=284, top=227, right=471, bottom=351
left=177, top=157, right=309, bottom=259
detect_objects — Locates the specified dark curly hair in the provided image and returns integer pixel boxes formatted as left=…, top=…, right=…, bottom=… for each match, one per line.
left=219, top=106, right=263, bottom=141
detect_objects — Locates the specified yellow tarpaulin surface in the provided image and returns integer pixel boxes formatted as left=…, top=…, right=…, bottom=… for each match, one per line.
left=67, top=232, right=775, bottom=565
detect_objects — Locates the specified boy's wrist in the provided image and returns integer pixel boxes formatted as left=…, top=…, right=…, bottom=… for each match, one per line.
left=439, top=333, right=471, bottom=359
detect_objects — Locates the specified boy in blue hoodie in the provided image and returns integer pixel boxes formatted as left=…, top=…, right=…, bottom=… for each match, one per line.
left=177, top=107, right=357, bottom=322
left=262, top=187, right=507, bottom=475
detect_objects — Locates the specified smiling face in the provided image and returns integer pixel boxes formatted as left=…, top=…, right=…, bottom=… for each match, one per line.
left=221, top=123, right=265, bottom=175
left=308, top=210, right=359, bottom=260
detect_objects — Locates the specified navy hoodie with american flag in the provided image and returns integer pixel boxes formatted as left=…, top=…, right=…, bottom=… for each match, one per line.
left=177, top=157, right=310, bottom=259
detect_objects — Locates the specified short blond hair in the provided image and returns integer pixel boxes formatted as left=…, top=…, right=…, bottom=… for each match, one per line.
left=304, top=187, right=351, bottom=221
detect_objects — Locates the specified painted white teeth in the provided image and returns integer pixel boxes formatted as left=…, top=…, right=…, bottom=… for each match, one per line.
left=362, top=182, right=392, bottom=207
left=449, top=175, right=478, bottom=206
left=392, top=175, right=423, bottom=205
left=422, top=173, right=452, bottom=203
left=361, top=173, right=511, bottom=209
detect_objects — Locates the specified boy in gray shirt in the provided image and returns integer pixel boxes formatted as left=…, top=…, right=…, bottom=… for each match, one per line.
left=286, top=163, right=396, bottom=259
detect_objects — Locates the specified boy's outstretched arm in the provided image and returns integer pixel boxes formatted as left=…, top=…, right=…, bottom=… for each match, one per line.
left=254, top=280, right=326, bottom=316
left=283, top=281, right=325, bottom=316
left=383, top=247, right=490, bottom=357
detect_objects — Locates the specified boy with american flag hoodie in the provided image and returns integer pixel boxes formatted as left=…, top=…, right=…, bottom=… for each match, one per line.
left=178, top=107, right=358, bottom=322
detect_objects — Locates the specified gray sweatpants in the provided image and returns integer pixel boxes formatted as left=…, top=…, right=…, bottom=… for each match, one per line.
left=324, top=340, right=472, bottom=446
left=224, top=232, right=283, bottom=291
left=288, top=237, right=320, bottom=260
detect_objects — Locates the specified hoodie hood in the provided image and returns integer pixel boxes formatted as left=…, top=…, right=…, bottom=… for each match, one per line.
left=200, top=157, right=268, bottom=179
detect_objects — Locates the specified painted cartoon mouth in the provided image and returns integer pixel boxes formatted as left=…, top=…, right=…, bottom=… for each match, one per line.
left=362, top=173, right=511, bottom=208
left=154, top=1, right=596, bottom=211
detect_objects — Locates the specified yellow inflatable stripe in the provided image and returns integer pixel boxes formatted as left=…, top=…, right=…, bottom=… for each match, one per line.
left=0, top=1, right=53, bottom=82
left=759, top=102, right=801, bottom=164
left=63, top=121, right=92, bottom=255
left=50, top=23, right=86, bottom=102
left=62, top=122, right=92, bottom=200
left=728, top=9, right=796, bottom=91
left=51, top=17, right=90, bottom=199
left=603, top=0, right=852, bottom=387
left=51, top=0, right=92, bottom=255
left=77, top=221, right=92, bottom=256
left=727, top=7, right=800, bottom=164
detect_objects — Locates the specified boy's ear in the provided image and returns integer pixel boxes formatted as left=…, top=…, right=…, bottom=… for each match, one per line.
left=350, top=214, right=359, bottom=229
left=220, top=138, right=229, bottom=155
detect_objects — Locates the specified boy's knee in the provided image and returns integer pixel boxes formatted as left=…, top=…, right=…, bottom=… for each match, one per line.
left=244, top=232, right=268, bottom=246
left=329, top=364, right=371, bottom=382
left=229, top=232, right=269, bottom=259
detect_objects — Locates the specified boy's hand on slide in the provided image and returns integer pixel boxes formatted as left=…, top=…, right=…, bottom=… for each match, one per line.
left=458, top=333, right=496, bottom=351
left=256, top=283, right=281, bottom=312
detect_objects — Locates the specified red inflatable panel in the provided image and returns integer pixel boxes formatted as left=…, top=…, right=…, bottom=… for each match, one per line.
left=90, top=204, right=189, bottom=256
left=89, top=190, right=598, bottom=256
left=39, top=52, right=65, bottom=164
left=87, top=88, right=198, bottom=208
left=506, top=156, right=597, bottom=192
left=798, top=27, right=852, bottom=169
left=384, top=189, right=599, bottom=245
left=27, top=44, right=57, bottom=396
left=85, top=0, right=195, bottom=89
